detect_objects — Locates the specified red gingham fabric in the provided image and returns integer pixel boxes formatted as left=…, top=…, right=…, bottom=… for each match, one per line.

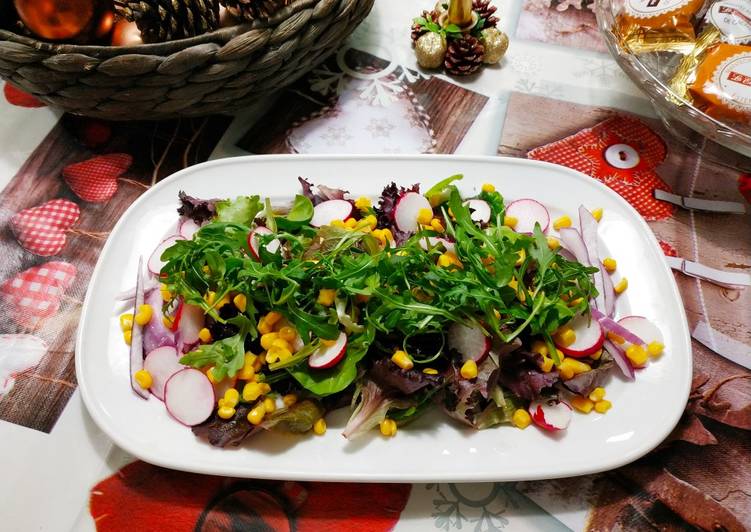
left=0, top=261, right=76, bottom=327
left=528, top=116, right=675, bottom=221
left=10, top=199, right=80, bottom=257
left=63, top=153, right=133, bottom=203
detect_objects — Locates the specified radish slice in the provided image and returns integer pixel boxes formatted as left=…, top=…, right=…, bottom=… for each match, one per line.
left=310, top=199, right=353, bottom=227
left=448, top=322, right=491, bottom=363
left=178, top=303, right=205, bottom=345
left=618, top=316, right=663, bottom=347
left=308, top=332, right=347, bottom=369
left=591, top=308, right=645, bottom=346
left=394, top=192, right=432, bottom=233
left=248, top=226, right=281, bottom=260
left=148, top=235, right=184, bottom=275
left=464, top=199, right=491, bottom=224
left=144, top=346, right=184, bottom=401
left=604, top=339, right=635, bottom=380
left=555, top=314, right=605, bottom=358
left=164, top=369, right=215, bottom=426
left=505, top=199, right=550, bottom=234
left=419, top=236, right=456, bottom=254
left=129, top=257, right=149, bottom=399
left=529, top=398, right=572, bottom=431
left=178, top=218, right=201, bottom=239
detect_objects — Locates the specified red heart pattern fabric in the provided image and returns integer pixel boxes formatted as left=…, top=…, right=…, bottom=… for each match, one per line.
left=0, top=261, right=76, bottom=328
left=3, top=83, right=46, bottom=108
left=10, top=199, right=80, bottom=257
left=63, top=153, right=133, bottom=203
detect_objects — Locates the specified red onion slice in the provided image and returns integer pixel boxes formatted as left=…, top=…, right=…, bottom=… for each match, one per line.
left=129, top=257, right=149, bottom=399
left=591, top=308, right=645, bottom=346
left=603, top=339, right=635, bottom=380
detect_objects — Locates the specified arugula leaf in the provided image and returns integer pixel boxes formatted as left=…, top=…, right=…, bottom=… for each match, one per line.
left=179, top=333, right=245, bottom=381
left=424, top=174, right=463, bottom=206
left=215, top=195, right=262, bottom=225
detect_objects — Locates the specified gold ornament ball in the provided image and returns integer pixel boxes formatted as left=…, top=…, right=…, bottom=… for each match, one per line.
left=415, top=32, right=447, bottom=70
left=481, top=27, right=509, bottom=64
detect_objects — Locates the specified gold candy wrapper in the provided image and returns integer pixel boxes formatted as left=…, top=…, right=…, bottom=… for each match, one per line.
left=617, top=0, right=706, bottom=54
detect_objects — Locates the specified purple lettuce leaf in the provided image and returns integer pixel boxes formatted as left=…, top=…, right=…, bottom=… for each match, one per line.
left=563, top=355, right=615, bottom=396
left=342, top=379, right=412, bottom=439
left=441, top=357, right=500, bottom=427
left=367, top=358, right=443, bottom=396
left=498, top=351, right=559, bottom=401
left=177, top=191, right=217, bottom=224
left=193, top=404, right=258, bottom=447
left=298, top=177, right=349, bottom=206
left=375, top=182, right=420, bottom=245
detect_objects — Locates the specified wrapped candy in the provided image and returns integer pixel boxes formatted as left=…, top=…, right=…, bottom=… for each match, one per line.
left=616, top=0, right=707, bottom=54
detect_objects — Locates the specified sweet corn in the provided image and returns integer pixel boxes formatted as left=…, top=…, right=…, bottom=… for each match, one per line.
left=204, top=291, right=216, bottom=306
left=438, top=252, right=462, bottom=269
left=317, top=288, right=336, bottom=306
left=331, top=219, right=345, bottom=228
left=591, top=208, right=603, bottom=222
left=539, top=355, right=554, bottom=373
left=134, top=369, right=152, bottom=389
left=261, top=383, right=271, bottom=394
left=558, top=357, right=591, bottom=380
left=594, top=400, right=612, bottom=413
left=321, top=338, right=337, bottom=347
left=257, top=317, right=272, bottom=335
left=233, top=294, right=247, bottom=312
left=547, top=236, right=560, bottom=250
left=206, top=367, right=219, bottom=384
left=247, top=404, right=266, bottom=425
left=588, top=387, right=606, bottom=402
left=134, top=304, right=153, bottom=326
left=590, top=348, right=603, bottom=360
left=422, top=368, right=438, bottom=375
left=503, top=215, right=518, bottom=229
left=271, top=338, right=291, bottom=351
left=391, top=350, right=414, bottom=371
left=282, top=394, right=298, bottom=407
left=278, top=326, right=297, bottom=343
left=263, top=397, right=276, bottom=413
left=614, top=278, right=628, bottom=294
left=382, top=228, right=393, bottom=242
left=355, top=196, right=372, bottom=211
left=364, top=214, right=378, bottom=230
left=417, top=208, right=434, bottom=226
left=516, top=249, right=526, bottom=267
left=531, top=340, right=549, bottom=356
left=198, top=328, right=212, bottom=343
left=602, top=257, right=617, bottom=272
left=553, top=215, right=572, bottom=230
left=123, top=330, right=132, bottom=345
left=647, top=341, right=664, bottom=358
left=218, top=398, right=226, bottom=408
left=265, top=311, right=282, bottom=327
left=571, top=396, right=594, bottom=413
left=260, top=332, right=279, bottom=351
left=237, top=353, right=257, bottom=380
left=460, top=359, right=478, bottom=379
left=482, top=183, right=496, bottom=193
left=313, top=418, right=327, bottom=435
left=344, top=217, right=357, bottom=229
left=242, top=382, right=264, bottom=402
left=430, top=218, right=445, bottom=233
left=379, top=418, right=397, bottom=437
left=512, top=409, right=531, bottom=429
left=268, top=345, right=292, bottom=362
left=160, top=283, right=171, bottom=301
left=119, top=313, right=134, bottom=332
left=224, top=388, right=240, bottom=407
left=218, top=406, right=236, bottom=419
left=607, top=332, right=625, bottom=344
left=568, top=297, right=584, bottom=307
left=202, top=265, right=211, bottom=274
left=554, top=327, right=577, bottom=348
left=253, top=354, right=264, bottom=372
left=625, top=344, right=648, bottom=367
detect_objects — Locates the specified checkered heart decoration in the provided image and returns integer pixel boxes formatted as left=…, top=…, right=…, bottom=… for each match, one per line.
left=63, top=153, right=133, bottom=203
left=0, top=261, right=77, bottom=328
left=0, top=334, right=48, bottom=395
left=10, top=199, right=80, bottom=257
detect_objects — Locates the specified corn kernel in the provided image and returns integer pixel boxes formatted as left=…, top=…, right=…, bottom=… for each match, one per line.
left=134, top=304, right=153, bottom=326
left=503, top=215, right=518, bottom=229
left=391, top=350, right=414, bottom=371
left=204, top=291, right=216, bottom=306
left=607, top=332, right=625, bottom=344
left=269, top=346, right=292, bottom=362
left=539, top=355, right=554, bottom=373
left=382, top=229, right=393, bottom=242
left=242, top=382, right=264, bottom=402
left=647, top=341, right=664, bottom=358
left=422, top=367, right=438, bottom=375
left=571, top=396, right=594, bottom=413
left=558, top=364, right=574, bottom=380
left=202, top=265, right=211, bottom=274
left=257, top=317, right=272, bottom=335
left=198, top=327, right=212, bottom=343
left=206, top=367, right=219, bottom=384
left=263, top=397, right=276, bottom=413
left=278, top=326, right=297, bottom=343
left=123, top=330, right=132, bottom=345
left=271, top=338, right=291, bottom=351
left=134, top=369, right=152, bottom=389
left=364, top=214, right=378, bottom=230
left=233, top=294, right=247, bottom=312
left=625, top=344, right=648, bottom=367
left=321, top=338, right=337, bottom=347
left=594, top=400, right=612, bottom=413
left=344, top=217, right=357, bottom=229
left=602, top=257, right=617, bottom=272
left=331, top=219, right=345, bottom=228
left=260, top=333, right=278, bottom=351
left=588, top=387, right=606, bottom=402
left=237, top=354, right=257, bottom=380
left=568, top=297, right=584, bottom=307
left=482, top=183, right=496, bottom=193
left=417, top=208, right=434, bottom=226
left=218, top=398, right=226, bottom=408
left=253, top=354, right=264, bottom=372
left=547, top=236, right=560, bottom=250
left=531, top=340, right=549, bottom=356
left=460, top=359, right=478, bottom=379
left=553, top=215, right=572, bottom=230
left=218, top=406, right=236, bottom=419
left=313, top=418, right=327, bottom=435
left=264, top=311, right=281, bottom=327
left=282, top=394, right=298, bottom=407
left=247, top=404, right=266, bottom=425
left=591, top=208, right=603, bottom=222
left=119, top=313, right=134, bottom=332
left=224, top=388, right=240, bottom=407
left=614, top=278, right=628, bottom=294
left=317, top=288, right=336, bottom=306
left=160, top=283, right=171, bottom=301
left=438, top=252, right=462, bottom=269
left=559, top=357, right=591, bottom=380
left=260, top=383, right=271, bottom=394
left=512, top=409, right=531, bottom=429
left=430, top=218, right=445, bottom=233
left=355, top=196, right=372, bottom=211
left=590, top=348, right=602, bottom=360
left=555, top=327, right=577, bottom=348
left=379, top=418, right=397, bottom=437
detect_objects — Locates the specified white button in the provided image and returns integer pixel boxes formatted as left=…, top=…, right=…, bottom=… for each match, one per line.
left=604, top=143, right=640, bottom=169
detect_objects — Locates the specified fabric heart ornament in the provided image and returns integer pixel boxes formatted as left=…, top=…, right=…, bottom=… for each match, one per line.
left=0, top=334, right=48, bottom=395
left=0, top=261, right=76, bottom=328
left=3, top=83, right=46, bottom=108
left=528, top=116, right=675, bottom=221
left=63, top=153, right=133, bottom=203
left=10, top=198, right=80, bottom=256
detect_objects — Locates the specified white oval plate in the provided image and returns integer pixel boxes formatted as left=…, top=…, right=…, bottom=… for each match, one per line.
left=76, top=155, right=691, bottom=482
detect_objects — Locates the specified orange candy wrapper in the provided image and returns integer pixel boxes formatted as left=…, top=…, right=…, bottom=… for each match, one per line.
left=617, top=0, right=707, bottom=54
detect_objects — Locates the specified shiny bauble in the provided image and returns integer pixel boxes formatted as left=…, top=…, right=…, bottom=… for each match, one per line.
left=14, top=0, right=114, bottom=41
left=480, top=27, right=508, bottom=64
left=415, top=31, right=447, bottom=69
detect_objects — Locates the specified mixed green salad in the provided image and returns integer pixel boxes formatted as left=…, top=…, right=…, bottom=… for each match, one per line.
left=120, top=175, right=665, bottom=445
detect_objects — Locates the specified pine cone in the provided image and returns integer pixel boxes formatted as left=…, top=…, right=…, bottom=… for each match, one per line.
left=472, top=0, right=499, bottom=28
left=411, top=9, right=440, bottom=43
left=444, top=35, right=484, bottom=76
left=220, top=0, right=289, bottom=22
left=115, top=0, right=220, bottom=43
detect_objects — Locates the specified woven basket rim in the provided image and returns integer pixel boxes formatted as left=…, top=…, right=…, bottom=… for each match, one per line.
left=0, top=0, right=317, bottom=58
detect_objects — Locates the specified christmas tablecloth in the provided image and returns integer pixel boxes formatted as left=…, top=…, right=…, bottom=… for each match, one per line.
left=0, top=1, right=749, bottom=530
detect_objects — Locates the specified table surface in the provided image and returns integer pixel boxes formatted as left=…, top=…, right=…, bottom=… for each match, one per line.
left=0, top=1, right=749, bottom=531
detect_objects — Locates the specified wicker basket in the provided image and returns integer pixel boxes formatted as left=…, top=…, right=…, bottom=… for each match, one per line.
left=0, top=0, right=374, bottom=120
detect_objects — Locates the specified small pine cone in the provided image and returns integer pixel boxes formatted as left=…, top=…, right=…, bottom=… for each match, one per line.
left=220, top=0, right=289, bottom=22
left=444, top=35, right=485, bottom=76
left=472, top=0, right=499, bottom=28
left=411, top=9, right=440, bottom=43
left=115, top=0, right=220, bottom=43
